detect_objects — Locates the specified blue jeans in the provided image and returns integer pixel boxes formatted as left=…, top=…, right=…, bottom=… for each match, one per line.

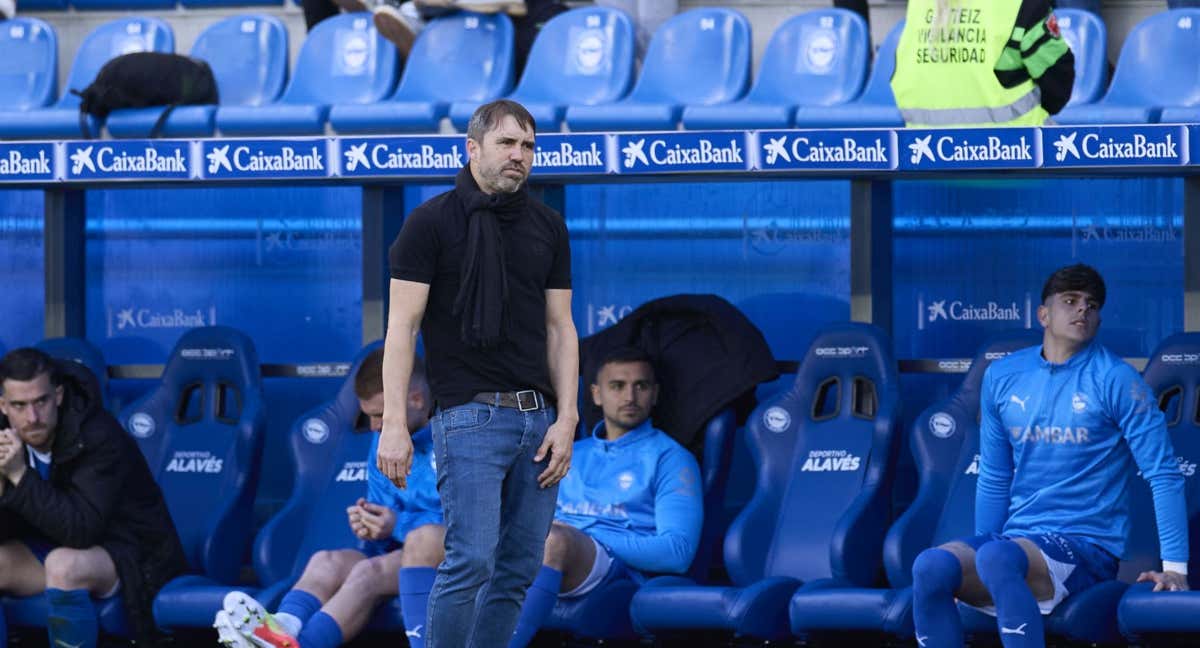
left=426, top=400, right=559, bottom=648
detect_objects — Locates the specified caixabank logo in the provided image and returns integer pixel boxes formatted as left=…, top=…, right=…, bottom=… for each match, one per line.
left=65, top=141, right=190, bottom=181
left=616, top=132, right=749, bottom=174
left=756, top=129, right=895, bottom=171
left=897, top=128, right=1040, bottom=170
left=531, top=134, right=607, bottom=175
left=339, top=136, right=464, bottom=178
left=0, top=143, right=55, bottom=182
left=1043, top=125, right=1186, bottom=168
left=203, top=139, right=330, bottom=179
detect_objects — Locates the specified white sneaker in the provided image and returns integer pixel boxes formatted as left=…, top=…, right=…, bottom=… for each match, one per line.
left=214, top=610, right=254, bottom=648
left=216, top=591, right=300, bottom=648
left=374, top=1, right=424, bottom=57
left=452, top=0, right=526, bottom=16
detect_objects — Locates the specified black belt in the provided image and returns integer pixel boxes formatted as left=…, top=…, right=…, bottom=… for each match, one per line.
left=473, top=390, right=547, bottom=412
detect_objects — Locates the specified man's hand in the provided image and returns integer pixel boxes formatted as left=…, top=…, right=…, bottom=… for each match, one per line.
left=376, top=421, right=414, bottom=489
left=535, top=417, right=575, bottom=489
left=0, top=429, right=26, bottom=484
left=357, top=500, right=397, bottom=541
left=1137, top=570, right=1190, bottom=592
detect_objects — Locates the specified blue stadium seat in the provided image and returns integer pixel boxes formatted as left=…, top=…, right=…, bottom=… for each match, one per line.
left=0, top=17, right=173, bottom=139
left=182, top=0, right=281, bottom=9
left=1057, top=0, right=1101, bottom=11
left=629, top=322, right=899, bottom=641
left=566, top=8, right=751, bottom=132
left=330, top=12, right=514, bottom=134
left=13, top=0, right=67, bottom=9
left=0, top=18, right=57, bottom=112
left=1057, top=9, right=1200, bottom=125
left=122, top=326, right=265, bottom=588
left=789, top=331, right=1041, bottom=641
left=793, top=20, right=904, bottom=129
left=72, top=0, right=174, bottom=11
left=543, top=409, right=739, bottom=641
left=107, top=15, right=287, bottom=138
left=35, top=336, right=109, bottom=409
left=1118, top=333, right=1200, bottom=643
left=444, top=6, right=634, bottom=132
left=152, top=343, right=401, bottom=630
left=683, top=9, right=869, bottom=130
left=217, top=13, right=397, bottom=136
left=1057, top=9, right=1108, bottom=107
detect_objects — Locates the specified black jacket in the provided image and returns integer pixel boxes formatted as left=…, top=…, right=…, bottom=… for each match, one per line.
left=0, top=361, right=187, bottom=643
left=580, top=294, right=778, bottom=450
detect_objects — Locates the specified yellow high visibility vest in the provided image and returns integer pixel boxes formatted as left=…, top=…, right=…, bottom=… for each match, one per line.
left=892, top=0, right=1049, bottom=128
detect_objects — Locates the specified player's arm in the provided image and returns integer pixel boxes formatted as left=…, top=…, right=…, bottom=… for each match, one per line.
left=975, top=368, right=1014, bottom=535
left=1110, top=364, right=1189, bottom=590
left=536, top=288, right=578, bottom=488
left=590, top=447, right=703, bottom=574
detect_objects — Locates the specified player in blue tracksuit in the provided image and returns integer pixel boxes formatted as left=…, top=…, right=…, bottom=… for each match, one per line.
left=912, top=264, right=1189, bottom=648
left=508, top=346, right=703, bottom=648
left=216, top=350, right=446, bottom=648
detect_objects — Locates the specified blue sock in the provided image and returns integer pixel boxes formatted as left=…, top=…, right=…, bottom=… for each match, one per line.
left=507, top=566, right=563, bottom=648
left=46, top=588, right=97, bottom=648
left=1, top=602, right=7, bottom=648
left=911, top=548, right=964, bottom=648
left=399, top=567, right=437, bottom=648
left=277, top=589, right=322, bottom=628
left=297, top=611, right=343, bottom=648
left=976, top=540, right=1044, bottom=648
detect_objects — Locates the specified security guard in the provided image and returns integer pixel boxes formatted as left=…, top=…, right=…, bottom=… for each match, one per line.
left=892, top=0, right=1075, bottom=127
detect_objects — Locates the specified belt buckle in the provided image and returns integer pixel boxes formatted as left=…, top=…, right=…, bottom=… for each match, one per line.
left=516, top=390, right=539, bottom=412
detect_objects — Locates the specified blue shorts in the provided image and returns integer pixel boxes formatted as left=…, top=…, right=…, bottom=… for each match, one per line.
left=959, top=532, right=1119, bottom=614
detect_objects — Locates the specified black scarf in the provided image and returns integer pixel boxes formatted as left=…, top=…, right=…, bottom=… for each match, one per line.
left=453, top=164, right=529, bottom=348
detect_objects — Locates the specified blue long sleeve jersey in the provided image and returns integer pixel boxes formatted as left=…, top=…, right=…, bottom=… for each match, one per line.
left=364, top=425, right=443, bottom=553
left=976, top=342, right=1188, bottom=562
left=555, top=419, right=703, bottom=574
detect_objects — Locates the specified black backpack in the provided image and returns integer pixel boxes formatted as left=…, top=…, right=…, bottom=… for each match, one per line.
left=72, top=51, right=220, bottom=139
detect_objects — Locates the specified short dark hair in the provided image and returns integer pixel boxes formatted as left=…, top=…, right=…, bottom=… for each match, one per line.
left=353, top=349, right=426, bottom=401
left=592, top=346, right=656, bottom=385
left=0, top=347, right=60, bottom=393
left=1041, top=263, right=1106, bottom=308
left=467, top=99, right=536, bottom=143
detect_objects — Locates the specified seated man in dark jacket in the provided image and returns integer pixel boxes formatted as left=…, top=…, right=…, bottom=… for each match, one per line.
left=0, top=347, right=187, bottom=648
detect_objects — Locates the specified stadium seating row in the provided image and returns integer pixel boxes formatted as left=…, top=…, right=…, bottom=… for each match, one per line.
left=0, top=5, right=1129, bottom=140
left=6, top=324, right=1200, bottom=645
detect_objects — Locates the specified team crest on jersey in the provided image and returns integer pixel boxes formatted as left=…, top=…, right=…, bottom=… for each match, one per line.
left=1071, top=392, right=1089, bottom=413
left=617, top=471, right=635, bottom=490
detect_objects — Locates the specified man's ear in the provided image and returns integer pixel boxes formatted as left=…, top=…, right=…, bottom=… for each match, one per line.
left=590, top=383, right=602, bottom=407
left=1036, top=304, right=1049, bottom=328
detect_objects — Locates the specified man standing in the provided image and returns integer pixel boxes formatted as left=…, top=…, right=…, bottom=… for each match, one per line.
left=507, top=347, right=702, bottom=647
left=911, top=264, right=1188, bottom=648
left=0, top=348, right=187, bottom=648
left=378, top=99, right=578, bottom=647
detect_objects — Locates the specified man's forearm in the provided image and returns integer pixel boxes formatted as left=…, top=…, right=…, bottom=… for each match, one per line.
left=546, top=321, right=579, bottom=421
left=383, top=322, right=418, bottom=429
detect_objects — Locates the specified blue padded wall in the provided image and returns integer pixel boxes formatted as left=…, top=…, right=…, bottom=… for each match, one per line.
left=0, top=190, right=44, bottom=350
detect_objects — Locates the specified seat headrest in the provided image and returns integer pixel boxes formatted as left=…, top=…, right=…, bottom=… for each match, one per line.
left=960, top=329, right=1043, bottom=396
left=1144, top=332, right=1200, bottom=387
left=793, top=321, right=895, bottom=387
left=296, top=340, right=382, bottom=447
left=160, top=326, right=260, bottom=389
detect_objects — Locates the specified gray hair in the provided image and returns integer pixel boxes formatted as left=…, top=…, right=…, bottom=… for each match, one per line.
left=466, top=99, right=537, bottom=143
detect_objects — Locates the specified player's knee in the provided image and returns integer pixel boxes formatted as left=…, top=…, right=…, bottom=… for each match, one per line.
left=43, top=548, right=94, bottom=589
left=975, top=540, right=1028, bottom=586
left=306, top=550, right=359, bottom=587
left=344, top=557, right=390, bottom=596
left=912, top=548, right=962, bottom=596
left=401, top=525, right=445, bottom=567
left=542, top=525, right=574, bottom=567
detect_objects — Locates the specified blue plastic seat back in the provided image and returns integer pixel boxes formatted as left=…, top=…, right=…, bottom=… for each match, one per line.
left=885, top=331, right=1041, bottom=587
left=724, top=322, right=899, bottom=587
left=1058, top=0, right=1101, bottom=11
left=1101, top=9, right=1200, bottom=108
left=1124, top=333, right=1200, bottom=583
left=748, top=8, right=868, bottom=106
left=35, top=336, right=109, bottom=409
left=253, top=343, right=382, bottom=585
left=510, top=6, right=634, bottom=106
left=191, top=15, right=288, bottom=107
left=119, top=326, right=265, bottom=584
left=282, top=13, right=398, bottom=105
left=1057, top=9, right=1108, bottom=106
left=0, top=18, right=58, bottom=111
left=58, top=17, right=174, bottom=109
left=628, top=8, right=751, bottom=105
left=858, top=20, right=903, bottom=106
left=392, top=12, right=513, bottom=103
